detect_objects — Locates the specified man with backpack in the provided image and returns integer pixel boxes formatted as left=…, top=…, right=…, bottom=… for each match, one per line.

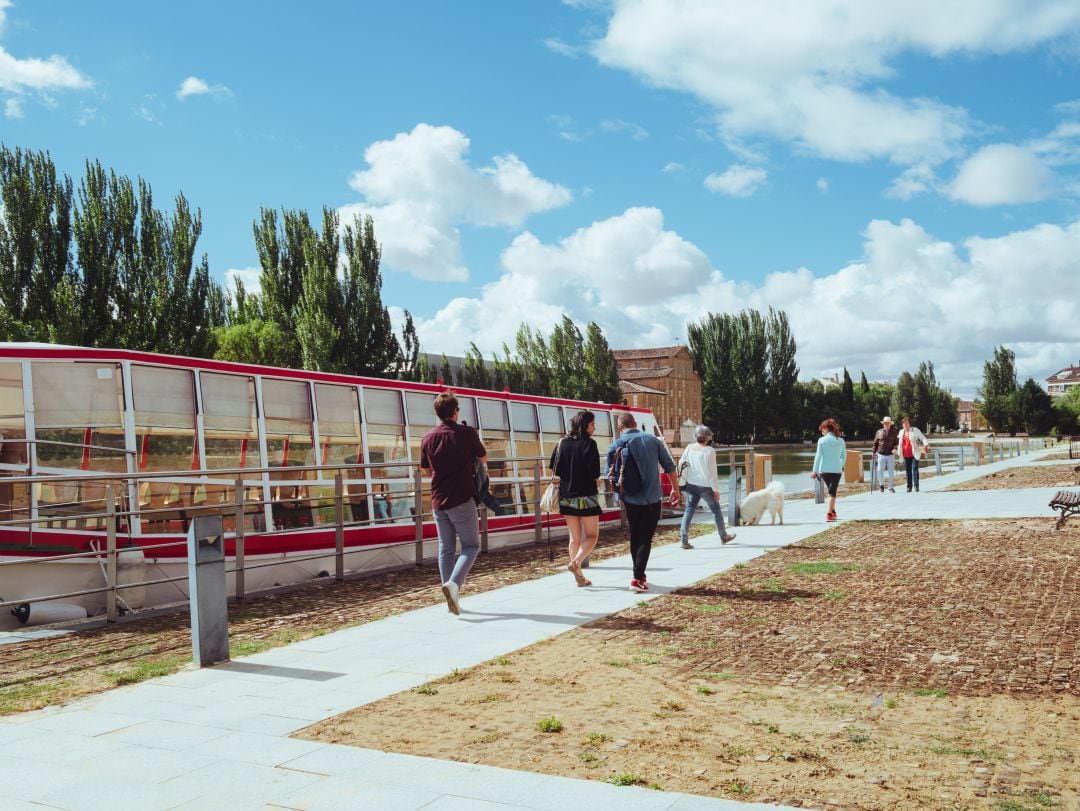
left=606, top=412, right=681, bottom=593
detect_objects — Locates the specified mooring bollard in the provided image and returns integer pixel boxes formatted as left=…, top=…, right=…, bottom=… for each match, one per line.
left=814, top=475, right=825, bottom=504
left=958, top=447, right=965, bottom=471
left=187, top=515, right=229, bottom=667
left=870, top=454, right=878, bottom=492
left=728, top=468, right=741, bottom=526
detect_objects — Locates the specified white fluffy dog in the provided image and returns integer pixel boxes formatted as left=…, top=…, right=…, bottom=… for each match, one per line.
left=739, top=480, right=785, bottom=526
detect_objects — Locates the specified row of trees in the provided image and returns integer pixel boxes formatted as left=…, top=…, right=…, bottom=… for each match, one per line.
left=418, top=316, right=622, bottom=403
left=979, top=346, right=1077, bottom=434
left=0, top=145, right=224, bottom=357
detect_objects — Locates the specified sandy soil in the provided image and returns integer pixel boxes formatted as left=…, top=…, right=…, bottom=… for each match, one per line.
left=943, top=464, right=1079, bottom=491
left=299, top=519, right=1080, bottom=810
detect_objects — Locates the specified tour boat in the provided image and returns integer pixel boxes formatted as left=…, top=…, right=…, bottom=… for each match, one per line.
left=0, top=344, right=656, bottom=627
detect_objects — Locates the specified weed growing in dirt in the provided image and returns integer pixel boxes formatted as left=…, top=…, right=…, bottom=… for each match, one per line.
left=928, top=744, right=1002, bottom=760
left=733, top=562, right=748, bottom=569
left=636, top=600, right=648, bottom=607
left=725, top=780, right=752, bottom=796
left=767, top=724, right=779, bottom=734
left=914, top=687, right=948, bottom=698
left=788, top=561, right=860, bottom=575
left=608, top=659, right=629, bottom=668
left=583, top=731, right=611, bottom=746
left=414, top=683, right=438, bottom=695
left=606, top=772, right=644, bottom=786
left=536, top=716, right=563, bottom=733
left=495, top=656, right=511, bottom=665
left=759, top=578, right=786, bottom=593
left=579, top=751, right=598, bottom=763
left=475, top=693, right=508, bottom=704
left=823, top=590, right=847, bottom=602
left=471, top=731, right=505, bottom=744
left=105, top=655, right=188, bottom=687
left=495, top=672, right=518, bottom=683
left=705, top=671, right=734, bottom=681
left=750, top=617, right=768, bottom=624
left=696, top=603, right=726, bottom=613
left=997, top=795, right=1058, bottom=811
left=438, top=668, right=467, bottom=684
left=844, top=729, right=872, bottom=745
left=884, top=698, right=898, bottom=709
left=697, top=685, right=716, bottom=695
left=661, top=700, right=685, bottom=711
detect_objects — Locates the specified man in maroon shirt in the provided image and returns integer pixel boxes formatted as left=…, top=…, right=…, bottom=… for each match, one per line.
left=420, top=391, right=487, bottom=615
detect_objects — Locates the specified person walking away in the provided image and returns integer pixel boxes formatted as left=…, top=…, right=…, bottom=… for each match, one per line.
left=420, top=391, right=487, bottom=616
left=606, top=413, right=680, bottom=593
left=551, top=410, right=602, bottom=587
left=897, top=416, right=930, bottom=492
left=811, top=418, right=846, bottom=521
left=678, top=425, right=735, bottom=548
left=872, top=416, right=899, bottom=493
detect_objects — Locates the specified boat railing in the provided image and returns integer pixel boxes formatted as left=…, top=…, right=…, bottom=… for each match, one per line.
left=0, top=452, right=592, bottom=625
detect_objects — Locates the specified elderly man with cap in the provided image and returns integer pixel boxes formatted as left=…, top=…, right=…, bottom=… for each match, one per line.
left=872, top=416, right=900, bottom=493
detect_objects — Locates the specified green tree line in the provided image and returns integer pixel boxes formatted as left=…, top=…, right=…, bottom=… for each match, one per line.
left=979, top=345, right=1075, bottom=434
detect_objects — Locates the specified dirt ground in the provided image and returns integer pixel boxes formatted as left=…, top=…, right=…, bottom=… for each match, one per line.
left=299, top=518, right=1080, bottom=810
left=943, top=464, right=1079, bottom=491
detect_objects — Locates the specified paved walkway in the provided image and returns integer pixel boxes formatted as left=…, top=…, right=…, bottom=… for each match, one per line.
left=0, top=448, right=1065, bottom=810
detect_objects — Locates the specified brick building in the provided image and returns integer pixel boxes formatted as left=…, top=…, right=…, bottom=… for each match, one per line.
left=1045, top=361, right=1080, bottom=398
left=613, top=346, right=702, bottom=437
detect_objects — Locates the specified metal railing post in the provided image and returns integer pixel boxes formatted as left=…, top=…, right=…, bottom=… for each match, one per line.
left=413, top=467, right=424, bottom=566
left=746, top=448, right=756, bottom=494
left=870, top=454, right=878, bottom=491
left=480, top=505, right=489, bottom=553
left=728, top=467, right=741, bottom=526
left=958, top=447, right=964, bottom=471
left=335, top=473, right=345, bottom=582
left=533, top=463, right=542, bottom=547
left=934, top=449, right=942, bottom=476
left=234, top=476, right=246, bottom=599
left=105, top=484, right=117, bottom=623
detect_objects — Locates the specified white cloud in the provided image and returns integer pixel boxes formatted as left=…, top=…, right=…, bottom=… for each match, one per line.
left=663, top=161, right=685, bottom=174
left=946, top=143, right=1053, bottom=205
left=75, top=103, right=95, bottom=126
left=600, top=118, right=649, bottom=140
left=415, top=210, right=1080, bottom=396
left=542, top=37, right=582, bottom=58
left=176, top=75, right=232, bottom=100
left=885, top=162, right=938, bottom=200
left=344, top=123, right=572, bottom=281
left=0, top=3, right=91, bottom=96
left=4, top=95, right=20, bottom=118
left=224, top=266, right=262, bottom=296
left=703, top=164, right=767, bottom=197
left=816, top=177, right=829, bottom=194
left=587, top=1, right=1080, bottom=164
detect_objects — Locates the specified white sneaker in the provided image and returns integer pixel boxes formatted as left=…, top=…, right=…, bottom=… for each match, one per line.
left=441, top=581, right=461, bottom=615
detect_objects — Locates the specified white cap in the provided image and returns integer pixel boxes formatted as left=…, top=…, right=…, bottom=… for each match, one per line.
left=881, top=415, right=893, bottom=423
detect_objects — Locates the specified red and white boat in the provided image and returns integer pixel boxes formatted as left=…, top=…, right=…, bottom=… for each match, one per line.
left=0, top=344, right=657, bottom=627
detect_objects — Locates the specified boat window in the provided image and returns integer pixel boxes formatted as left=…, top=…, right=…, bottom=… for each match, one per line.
left=200, top=372, right=259, bottom=469
left=457, top=396, right=477, bottom=428
left=477, top=398, right=512, bottom=506
left=363, top=388, right=411, bottom=522
left=537, top=405, right=564, bottom=477
left=32, top=361, right=126, bottom=472
left=313, top=383, right=366, bottom=526
left=263, top=378, right=314, bottom=467
left=509, top=402, right=540, bottom=511
left=0, top=363, right=28, bottom=524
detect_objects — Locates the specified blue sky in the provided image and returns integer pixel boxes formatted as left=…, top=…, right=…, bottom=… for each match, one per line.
left=2, top=0, right=1079, bottom=396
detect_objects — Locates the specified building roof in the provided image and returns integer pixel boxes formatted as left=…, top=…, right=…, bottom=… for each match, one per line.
left=619, top=380, right=668, bottom=396
left=612, top=346, right=688, bottom=360
left=1045, top=363, right=1080, bottom=384
left=956, top=399, right=976, bottom=411
left=618, top=366, right=674, bottom=381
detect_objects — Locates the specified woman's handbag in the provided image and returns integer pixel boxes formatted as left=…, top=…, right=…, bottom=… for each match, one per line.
left=540, top=439, right=564, bottom=513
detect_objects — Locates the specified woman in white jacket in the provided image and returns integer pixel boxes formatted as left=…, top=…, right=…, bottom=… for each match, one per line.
left=678, top=425, right=736, bottom=548
left=897, top=416, right=930, bottom=492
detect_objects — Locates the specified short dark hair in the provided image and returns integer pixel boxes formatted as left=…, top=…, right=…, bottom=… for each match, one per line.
left=569, top=410, right=595, bottom=439
left=617, top=411, right=637, bottom=430
left=433, top=390, right=458, bottom=421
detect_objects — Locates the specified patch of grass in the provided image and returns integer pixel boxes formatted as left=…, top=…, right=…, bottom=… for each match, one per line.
left=884, top=698, right=898, bottom=709
left=475, top=693, right=508, bottom=704
left=759, top=577, right=786, bottom=593
left=229, top=628, right=310, bottom=657
left=636, top=600, right=648, bottom=607
left=929, top=744, right=1002, bottom=761
left=725, top=780, right=752, bottom=797
left=750, top=617, right=768, bottom=625
left=914, top=687, right=948, bottom=698
left=788, top=561, right=860, bottom=575
left=997, top=797, right=1058, bottom=811
left=471, top=731, right=505, bottom=744
left=606, top=772, right=644, bottom=787
left=696, top=603, right=726, bottom=613
left=705, top=671, right=734, bottom=681
left=579, top=751, right=598, bottom=763
left=823, top=590, right=847, bottom=602
left=583, top=731, right=612, bottom=746
left=697, top=685, right=716, bottom=695
left=608, top=659, right=629, bottom=668
left=767, top=724, right=779, bottom=734
left=536, top=716, right=563, bottom=733
left=0, top=679, right=77, bottom=715
left=495, top=656, right=512, bottom=666
left=437, top=668, right=468, bottom=684
left=647, top=782, right=664, bottom=791
left=414, top=683, right=438, bottom=695
left=845, top=729, right=872, bottom=745
left=733, top=562, right=748, bottom=569
left=105, top=654, right=189, bottom=687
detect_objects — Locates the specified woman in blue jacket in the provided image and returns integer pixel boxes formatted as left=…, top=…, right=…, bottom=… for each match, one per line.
left=811, top=418, right=846, bottom=522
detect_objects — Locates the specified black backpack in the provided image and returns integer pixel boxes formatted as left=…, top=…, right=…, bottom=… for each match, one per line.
left=609, top=442, right=644, bottom=496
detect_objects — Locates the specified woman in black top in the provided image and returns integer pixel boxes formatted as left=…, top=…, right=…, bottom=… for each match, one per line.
left=550, top=410, right=601, bottom=587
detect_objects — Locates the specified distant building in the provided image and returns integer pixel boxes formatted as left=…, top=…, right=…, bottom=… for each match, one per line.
left=613, top=346, right=702, bottom=437
left=956, top=399, right=988, bottom=432
left=1045, top=361, right=1080, bottom=398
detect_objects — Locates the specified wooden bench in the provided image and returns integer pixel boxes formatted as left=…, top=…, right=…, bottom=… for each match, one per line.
left=1050, top=489, right=1080, bottom=530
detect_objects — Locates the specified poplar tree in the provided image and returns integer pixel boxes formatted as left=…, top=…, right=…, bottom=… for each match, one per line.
left=583, top=321, right=620, bottom=403
left=460, top=342, right=491, bottom=389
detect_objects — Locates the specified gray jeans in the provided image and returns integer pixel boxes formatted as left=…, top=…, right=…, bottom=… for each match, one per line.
left=876, top=453, right=896, bottom=490
left=433, top=499, right=481, bottom=588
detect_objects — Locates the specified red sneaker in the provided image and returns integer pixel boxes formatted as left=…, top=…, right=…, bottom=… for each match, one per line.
left=826, top=512, right=837, bottom=522
left=629, top=579, right=649, bottom=593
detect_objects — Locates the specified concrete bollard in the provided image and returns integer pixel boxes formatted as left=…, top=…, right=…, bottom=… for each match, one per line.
left=187, top=515, right=229, bottom=667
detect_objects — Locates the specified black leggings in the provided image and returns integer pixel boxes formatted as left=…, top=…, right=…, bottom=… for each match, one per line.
left=625, top=501, right=661, bottom=581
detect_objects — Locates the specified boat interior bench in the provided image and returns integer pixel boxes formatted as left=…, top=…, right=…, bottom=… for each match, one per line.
left=1050, top=489, right=1080, bottom=530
